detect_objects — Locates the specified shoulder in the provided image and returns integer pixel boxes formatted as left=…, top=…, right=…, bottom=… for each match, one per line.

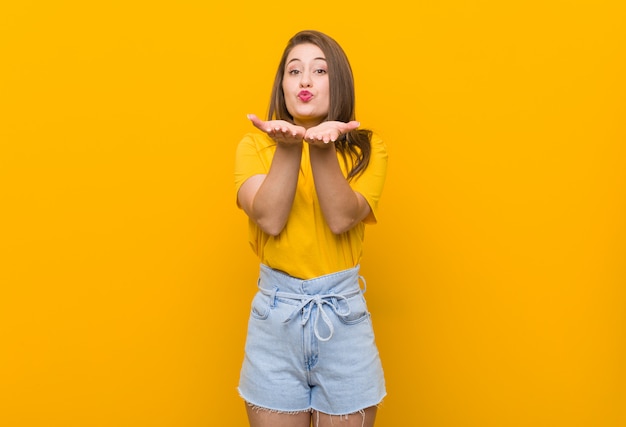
left=236, top=132, right=276, bottom=155
left=238, top=131, right=272, bottom=146
left=368, top=132, right=388, bottom=158
left=369, top=131, right=385, bottom=145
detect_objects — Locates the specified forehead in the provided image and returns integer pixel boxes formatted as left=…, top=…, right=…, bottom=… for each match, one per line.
left=286, top=43, right=326, bottom=63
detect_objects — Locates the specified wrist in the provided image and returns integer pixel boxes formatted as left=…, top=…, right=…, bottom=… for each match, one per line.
left=275, top=140, right=303, bottom=149
left=307, top=141, right=336, bottom=151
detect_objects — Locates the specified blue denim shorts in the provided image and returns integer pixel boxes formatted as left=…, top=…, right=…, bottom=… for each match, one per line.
left=238, top=264, right=386, bottom=415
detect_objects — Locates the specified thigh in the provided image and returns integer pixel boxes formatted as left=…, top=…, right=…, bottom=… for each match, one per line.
left=313, top=406, right=377, bottom=427
left=245, top=403, right=312, bottom=427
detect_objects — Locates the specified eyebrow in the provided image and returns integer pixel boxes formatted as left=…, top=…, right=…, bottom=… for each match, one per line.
left=287, top=57, right=327, bottom=64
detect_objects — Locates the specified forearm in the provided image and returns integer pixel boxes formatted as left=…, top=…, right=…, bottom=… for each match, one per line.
left=309, top=145, right=368, bottom=234
left=250, top=144, right=302, bottom=235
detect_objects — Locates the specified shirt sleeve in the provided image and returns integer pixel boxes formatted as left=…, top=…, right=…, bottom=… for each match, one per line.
left=234, top=133, right=274, bottom=206
left=351, top=133, right=388, bottom=224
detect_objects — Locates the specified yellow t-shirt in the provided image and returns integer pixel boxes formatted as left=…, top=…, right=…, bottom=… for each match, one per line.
left=234, top=132, right=388, bottom=279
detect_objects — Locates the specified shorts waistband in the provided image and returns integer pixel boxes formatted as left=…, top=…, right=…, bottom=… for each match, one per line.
left=258, top=264, right=365, bottom=295
left=257, top=264, right=366, bottom=342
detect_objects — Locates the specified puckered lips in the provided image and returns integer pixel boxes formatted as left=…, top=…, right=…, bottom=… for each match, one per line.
left=297, top=90, right=313, bottom=102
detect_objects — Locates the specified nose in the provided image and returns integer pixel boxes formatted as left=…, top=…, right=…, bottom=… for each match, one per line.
left=299, top=73, right=312, bottom=88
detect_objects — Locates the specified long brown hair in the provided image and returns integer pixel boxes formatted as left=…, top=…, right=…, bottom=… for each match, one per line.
left=268, top=30, right=371, bottom=180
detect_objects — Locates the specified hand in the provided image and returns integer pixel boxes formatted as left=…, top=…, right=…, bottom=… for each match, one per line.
left=247, top=114, right=306, bottom=146
left=304, top=121, right=360, bottom=146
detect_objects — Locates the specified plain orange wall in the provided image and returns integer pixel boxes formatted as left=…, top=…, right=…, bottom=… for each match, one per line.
left=1, top=1, right=625, bottom=426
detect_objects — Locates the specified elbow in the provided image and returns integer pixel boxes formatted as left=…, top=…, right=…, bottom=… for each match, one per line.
left=256, top=218, right=286, bottom=237
left=263, top=226, right=284, bottom=237
left=325, top=194, right=370, bottom=235
left=330, top=227, right=348, bottom=235
left=248, top=204, right=288, bottom=236
left=327, top=218, right=357, bottom=235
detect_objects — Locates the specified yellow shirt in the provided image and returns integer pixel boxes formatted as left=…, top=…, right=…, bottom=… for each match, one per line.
left=234, top=132, right=388, bottom=279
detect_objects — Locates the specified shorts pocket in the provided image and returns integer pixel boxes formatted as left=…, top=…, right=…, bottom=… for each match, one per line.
left=250, top=291, right=271, bottom=320
left=337, top=294, right=370, bottom=325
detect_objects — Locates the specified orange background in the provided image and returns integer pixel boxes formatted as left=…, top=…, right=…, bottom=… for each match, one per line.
left=1, top=1, right=625, bottom=426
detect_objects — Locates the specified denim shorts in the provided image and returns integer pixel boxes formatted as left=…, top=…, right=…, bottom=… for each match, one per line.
left=238, top=264, right=386, bottom=415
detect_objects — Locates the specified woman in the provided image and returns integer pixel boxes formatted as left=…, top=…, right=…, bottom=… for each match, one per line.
left=235, top=30, right=388, bottom=427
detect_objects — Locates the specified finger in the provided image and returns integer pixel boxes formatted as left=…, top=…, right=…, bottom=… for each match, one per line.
left=344, top=120, right=360, bottom=132
left=247, top=113, right=263, bottom=128
left=292, top=126, right=305, bottom=139
left=247, top=114, right=276, bottom=133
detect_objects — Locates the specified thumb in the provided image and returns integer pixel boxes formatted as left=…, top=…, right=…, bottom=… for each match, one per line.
left=247, top=114, right=267, bottom=131
left=345, top=120, right=361, bottom=131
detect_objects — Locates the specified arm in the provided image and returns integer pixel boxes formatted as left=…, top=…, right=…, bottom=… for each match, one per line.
left=237, top=114, right=306, bottom=236
left=305, top=121, right=371, bottom=234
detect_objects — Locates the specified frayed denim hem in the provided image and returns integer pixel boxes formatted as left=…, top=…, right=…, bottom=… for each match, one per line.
left=245, top=401, right=312, bottom=416
left=243, top=397, right=384, bottom=427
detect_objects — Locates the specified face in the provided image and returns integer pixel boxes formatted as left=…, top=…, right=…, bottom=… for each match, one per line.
left=282, top=43, right=330, bottom=128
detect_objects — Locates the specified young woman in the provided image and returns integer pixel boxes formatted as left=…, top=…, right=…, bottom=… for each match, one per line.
left=235, top=30, right=388, bottom=427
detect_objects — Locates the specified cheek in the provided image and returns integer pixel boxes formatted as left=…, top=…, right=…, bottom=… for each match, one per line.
left=281, top=82, right=294, bottom=112
left=284, top=98, right=295, bottom=115
left=319, top=83, right=330, bottom=102
left=320, top=87, right=331, bottom=109
left=282, top=82, right=294, bottom=98
left=283, top=95, right=297, bottom=117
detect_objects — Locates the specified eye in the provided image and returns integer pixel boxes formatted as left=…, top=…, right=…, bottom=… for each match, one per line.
left=314, top=68, right=327, bottom=74
left=287, top=69, right=301, bottom=75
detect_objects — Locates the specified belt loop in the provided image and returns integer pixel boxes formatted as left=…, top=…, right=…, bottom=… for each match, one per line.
left=257, top=275, right=279, bottom=307
left=359, top=275, right=367, bottom=294
left=269, top=287, right=278, bottom=308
